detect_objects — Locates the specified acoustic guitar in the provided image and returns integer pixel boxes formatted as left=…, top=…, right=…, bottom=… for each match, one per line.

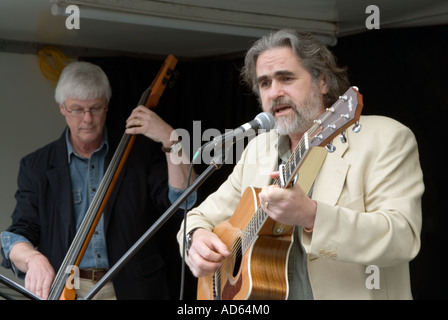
left=197, top=86, right=363, bottom=300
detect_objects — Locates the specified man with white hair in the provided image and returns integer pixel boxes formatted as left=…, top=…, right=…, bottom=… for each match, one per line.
left=1, top=61, right=196, bottom=299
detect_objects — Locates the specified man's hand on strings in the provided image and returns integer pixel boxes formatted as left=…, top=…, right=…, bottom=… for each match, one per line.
left=9, top=242, right=55, bottom=300
left=186, top=228, right=230, bottom=278
left=24, top=253, right=55, bottom=300
left=258, top=171, right=317, bottom=230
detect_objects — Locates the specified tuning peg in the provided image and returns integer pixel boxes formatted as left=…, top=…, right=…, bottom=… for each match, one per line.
left=325, top=141, right=336, bottom=153
left=168, top=70, right=180, bottom=88
left=352, top=121, right=362, bottom=133
left=340, top=131, right=347, bottom=143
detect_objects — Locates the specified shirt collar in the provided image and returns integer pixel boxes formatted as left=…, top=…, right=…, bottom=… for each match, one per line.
left=276, top=134, right=291, bottom=164
left=65, top=127, right=109, bottom=163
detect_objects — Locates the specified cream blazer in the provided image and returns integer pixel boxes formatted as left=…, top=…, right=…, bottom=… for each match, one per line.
left=178, top=115, right=424, bottom=300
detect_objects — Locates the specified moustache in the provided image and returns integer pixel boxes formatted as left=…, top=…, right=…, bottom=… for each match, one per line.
left=269, top=98, right=297, bottom=113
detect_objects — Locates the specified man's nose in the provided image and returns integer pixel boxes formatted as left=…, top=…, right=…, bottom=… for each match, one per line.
left=82, top=110, right=94, bottom=121
left=268, top=81, right=285, bottom=100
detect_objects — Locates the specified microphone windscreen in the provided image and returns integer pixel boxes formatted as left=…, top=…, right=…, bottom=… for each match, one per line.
left=255, top=112, right=275, bottom=131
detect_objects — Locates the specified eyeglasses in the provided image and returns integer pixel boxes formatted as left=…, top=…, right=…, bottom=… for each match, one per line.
left=64, top=105, right=107, bottom=117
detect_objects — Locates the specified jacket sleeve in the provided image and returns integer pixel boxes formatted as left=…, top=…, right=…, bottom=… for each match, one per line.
left=5, top=155, right=42, bottom=247
left=1, top=154, right=42, bottom=270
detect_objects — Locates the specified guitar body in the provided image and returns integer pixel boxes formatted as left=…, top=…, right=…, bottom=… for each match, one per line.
left=197, top=186, right=293, bottom=300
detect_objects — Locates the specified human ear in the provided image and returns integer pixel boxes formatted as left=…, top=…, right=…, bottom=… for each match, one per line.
left=319, top=74, right=329, bottom=95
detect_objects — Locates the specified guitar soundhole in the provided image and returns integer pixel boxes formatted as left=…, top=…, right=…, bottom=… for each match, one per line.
left=232, top=237, right=242, bottom=278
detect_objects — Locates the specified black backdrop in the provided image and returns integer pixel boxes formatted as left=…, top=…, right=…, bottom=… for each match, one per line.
left=85, top=24, right=448, bottom=300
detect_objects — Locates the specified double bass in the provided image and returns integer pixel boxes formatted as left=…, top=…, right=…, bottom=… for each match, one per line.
left=48, top=55, right=178, bottom=300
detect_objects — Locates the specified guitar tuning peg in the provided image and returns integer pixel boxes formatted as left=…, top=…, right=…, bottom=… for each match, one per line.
left=340, top=131, right=347, bottom=143
left=325, top=141, right=336, bottom=153
left=352, top=121, right=362, bottom=133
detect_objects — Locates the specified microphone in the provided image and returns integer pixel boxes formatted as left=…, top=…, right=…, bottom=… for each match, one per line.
left=201, top=112, right=275, bottom=154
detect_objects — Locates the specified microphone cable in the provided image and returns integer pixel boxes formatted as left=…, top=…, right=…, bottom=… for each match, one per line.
left=179, top=158, right=196, bottom=300
left=178, top=142, right=215, bottom=300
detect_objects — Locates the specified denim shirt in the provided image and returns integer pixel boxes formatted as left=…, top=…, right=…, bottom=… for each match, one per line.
left=1, top=128, right=197, bottom=276
left=67, top=129, right=110, bottom=269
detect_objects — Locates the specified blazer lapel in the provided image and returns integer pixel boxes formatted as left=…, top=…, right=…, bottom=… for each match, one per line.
left=47, top=131, right=76, bottom=244
left=312, top=136, right=349, bottom=206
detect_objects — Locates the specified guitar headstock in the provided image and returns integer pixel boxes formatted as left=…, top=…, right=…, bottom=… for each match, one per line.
left=308, top=86, right=363, bottom=149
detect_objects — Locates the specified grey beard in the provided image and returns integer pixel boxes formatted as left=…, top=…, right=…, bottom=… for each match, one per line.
left=272, top=92, right=322, bottom=136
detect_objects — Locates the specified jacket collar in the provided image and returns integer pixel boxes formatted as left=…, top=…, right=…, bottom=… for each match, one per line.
left=312, top=134, right=350, bottom=206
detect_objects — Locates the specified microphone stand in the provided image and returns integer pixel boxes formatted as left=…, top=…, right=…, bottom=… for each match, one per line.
left=82, top=146, right=229, bottom=300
